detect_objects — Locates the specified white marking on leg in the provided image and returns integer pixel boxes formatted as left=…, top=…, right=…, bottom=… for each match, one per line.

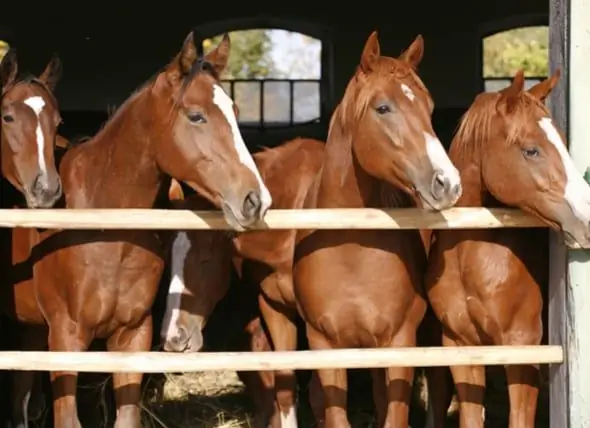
left=539, top=117, right=590, bottom=224
left=423, top=131, right=462, bottom=195
left=212, top=84, right=273, bottom=214
left=280, top=405, right=298, bottom=428
left=23, top=96, right=47, bottom=176
left=161, top=232, right=191, bottom=343
left=401, top=83, right=415, bottom=102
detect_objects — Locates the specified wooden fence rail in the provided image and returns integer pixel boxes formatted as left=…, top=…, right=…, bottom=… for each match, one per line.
left=0, top=346, right=564, bottom=373
left=0, top=207, right=546, bottom=230
left=0, top=207, right=564, bottom=374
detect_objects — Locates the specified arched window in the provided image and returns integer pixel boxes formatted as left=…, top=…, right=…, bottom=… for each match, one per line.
left=199, top=27, right=326, bottom=129
left=482, top=25, right=548, bottom=92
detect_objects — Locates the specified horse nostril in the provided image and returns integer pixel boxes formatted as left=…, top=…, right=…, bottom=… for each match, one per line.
left=176, top=326, right=188, bottom=343
left=31, top=175, right=43, bottom=193
left=431, top=172, right=449, bottom=201
left=451, top=183, right=462, bottom=198
left=242, top=190, right=262, bottom=219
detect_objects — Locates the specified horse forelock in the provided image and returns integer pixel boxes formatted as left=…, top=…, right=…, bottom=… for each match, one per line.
left=452, top=91, right=549, bottom=166
left=336, top=57, right=426, bottom=134
left=174, top=56, right=219, bottom=108
left=0, top=74, right=59, bottom=113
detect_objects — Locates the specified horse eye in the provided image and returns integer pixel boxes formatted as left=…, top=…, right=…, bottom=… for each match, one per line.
left=187, top=112, right=206, bottom=124
left=376, top=104, right=391, bottom=115
left=2, top=114, right=14, bottom=123
left=522, top=147, right=540, bottom=158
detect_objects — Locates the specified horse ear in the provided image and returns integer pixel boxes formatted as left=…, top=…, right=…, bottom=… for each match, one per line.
left=168, top=178, right=185, bottom=201
left=174, top=31, right=198, bottom=77
left=528, top=69, right=561, bottom=103
left=497, top=69, right=525, bottom=115
left=0, top=48, right=18, bottom=89
left=360, top=31, right=380, bottom=73
left=204, top=33, right=231, bottom=76
left=39, top=54, right=62, bottom=91
left=399, top=35, right=424, bottom=69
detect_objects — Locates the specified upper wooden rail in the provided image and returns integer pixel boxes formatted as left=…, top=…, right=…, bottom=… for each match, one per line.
left=0, top=207, right=546, bottom=230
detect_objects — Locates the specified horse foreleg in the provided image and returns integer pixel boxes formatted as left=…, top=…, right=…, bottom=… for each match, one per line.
left=443, top=333, right=485, bottom=428
left=306, top=324, right=350, bottom=428
left=237, top=316, right=278, bottom=428
left=382, top=327, right=416, bottom=428
left=48, top=319, right=92, bottom=428
left=11, top=324, right=48, bottom=428
left=259, top=294, right=299, bottom=428
left=308, top=371, right=325, bottom=428
left=505, top=364, right=539, bottom=428
left=106, top=315, right=152, bottom=428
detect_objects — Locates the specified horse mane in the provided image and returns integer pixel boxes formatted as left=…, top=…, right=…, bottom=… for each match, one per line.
left=451, top=90, right=550, bottom=165
left=89, top=55, right=218, bottom=142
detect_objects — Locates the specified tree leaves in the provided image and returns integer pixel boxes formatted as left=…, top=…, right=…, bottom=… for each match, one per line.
left=483, top=26, right=548, bottom=78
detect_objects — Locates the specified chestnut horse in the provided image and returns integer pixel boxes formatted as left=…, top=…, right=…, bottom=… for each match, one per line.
left=291, top=31, right=462, bottom=427
left=23, top=32, right=271, bottom=428
left=425, top=70, right=590, bottom=428
left=161, top=137, right=326, bottom=427
left=0, top=50, right=70, bottom=427
left=0, top=48, right=65, bottom=208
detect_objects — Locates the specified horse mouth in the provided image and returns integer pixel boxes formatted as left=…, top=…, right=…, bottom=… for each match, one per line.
left=221, top=201, right=259, bottom=232
left=416, top=191, right=438, bottom=211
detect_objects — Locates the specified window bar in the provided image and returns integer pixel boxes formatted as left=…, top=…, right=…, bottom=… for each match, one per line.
left=289, top=81, right=295, bottom=126
left=259, top=80, right=264, bottom=129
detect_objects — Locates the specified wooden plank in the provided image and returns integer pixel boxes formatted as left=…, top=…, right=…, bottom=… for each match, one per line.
left=548, top=0, right=570, bottom=426
left=0, top=346, right=564, bottom=373
left=565, top=0, right=590, bottom=424
left=0, top=207, right=547, bottom=230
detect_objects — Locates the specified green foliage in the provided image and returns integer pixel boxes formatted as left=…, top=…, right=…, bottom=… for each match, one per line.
left=483, top=26, right=548, bottom=78
left=0, top=41, right=8, bottom=62
left=206, top=30, right=275, bottom=80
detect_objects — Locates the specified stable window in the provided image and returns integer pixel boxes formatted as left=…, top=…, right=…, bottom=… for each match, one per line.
left=482, top=26, right=548, bottom=92
left=201, top=29, right=323, bottom=129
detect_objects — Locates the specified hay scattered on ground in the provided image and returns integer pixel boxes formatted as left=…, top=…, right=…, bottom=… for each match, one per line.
left=143, top=371, right=255, bottom=428
left=137, top=365, right=549, bottom=428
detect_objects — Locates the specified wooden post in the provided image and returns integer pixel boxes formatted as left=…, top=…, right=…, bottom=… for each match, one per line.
left=549, top=0, right=590, bottom=425
left=548, top=0, right=569, bottom=426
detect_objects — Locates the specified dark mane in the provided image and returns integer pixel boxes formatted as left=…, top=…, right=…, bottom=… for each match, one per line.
left=88, top=54, right=218, bottom=142
left=450, top=90, right=550, bottom=165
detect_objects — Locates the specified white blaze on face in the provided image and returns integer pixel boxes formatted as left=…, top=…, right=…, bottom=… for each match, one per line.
left=423, top=131, right=462, bottom=194
left=212, top=84, right=273, bottom=213
left=23, top=96, right=47, bottom=176
left=539, top=117, right=590, bottom=224
left=401, top=83, right=416, bottom=102
left=280, top=405, right=298, bottom=428
left=161, top=232, right=191, bottom=343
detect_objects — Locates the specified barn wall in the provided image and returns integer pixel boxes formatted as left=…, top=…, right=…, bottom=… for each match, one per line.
left=2, top=1, right=547, bottom=113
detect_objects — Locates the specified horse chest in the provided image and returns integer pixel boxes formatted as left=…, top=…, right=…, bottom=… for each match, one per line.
left=294, top=230, right=425, bottom=347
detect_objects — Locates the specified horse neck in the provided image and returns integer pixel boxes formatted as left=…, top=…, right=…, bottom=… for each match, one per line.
left=317, top=121, right=411, bottom=209
left=69, top=90, right=164, bottom=208
left=448, top=135, right=502, bottom=209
